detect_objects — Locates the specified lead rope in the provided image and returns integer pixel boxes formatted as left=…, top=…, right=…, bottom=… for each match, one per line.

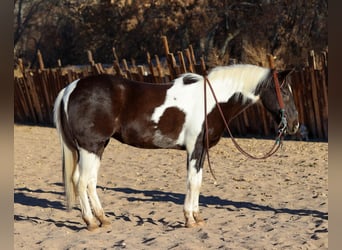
left=203, top=70, right=218, bottom=184
left=201, top=56, right=287, bottom=183
left=204, top=75, right=284, bottom=161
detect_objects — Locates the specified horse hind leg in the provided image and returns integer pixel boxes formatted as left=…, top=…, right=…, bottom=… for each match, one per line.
left=87, top=171, right=111, bottom=227
left=77, top=148, right=104, bottom=231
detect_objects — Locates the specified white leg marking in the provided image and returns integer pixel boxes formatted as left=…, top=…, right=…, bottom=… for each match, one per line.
left=184, top=159, right=203, bottom=227
left=77, top=148, right=100, bottom=230
left=87, top=161, right=110, bottom=226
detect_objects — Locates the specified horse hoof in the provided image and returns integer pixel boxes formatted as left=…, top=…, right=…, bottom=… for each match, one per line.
left=185, top=222, right=197, bottom=228
left=185, top=221, right=205, bottom=228
left=196, top=220, right=205, bottom=227
left=87, top=223, right=99, bottom=231
left=100, top=219, right=111, bottom=227
left=193, top=213, right=205, bottom=226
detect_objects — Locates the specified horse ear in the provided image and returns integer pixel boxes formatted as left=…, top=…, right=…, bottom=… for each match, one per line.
left=278, top=68, right=295, bottom=82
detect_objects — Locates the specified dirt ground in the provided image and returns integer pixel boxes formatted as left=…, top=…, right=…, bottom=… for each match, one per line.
left=14, top=124, right=328, bottom=249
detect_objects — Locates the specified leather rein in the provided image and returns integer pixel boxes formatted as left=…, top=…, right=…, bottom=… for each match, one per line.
left=202, top=62, right=287, bottom=182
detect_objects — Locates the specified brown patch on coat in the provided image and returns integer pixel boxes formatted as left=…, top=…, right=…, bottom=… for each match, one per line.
left=157, top=107, right=186, bottom=140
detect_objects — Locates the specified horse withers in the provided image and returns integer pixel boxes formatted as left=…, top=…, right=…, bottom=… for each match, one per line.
left=53, top=64, right=299, bottom=230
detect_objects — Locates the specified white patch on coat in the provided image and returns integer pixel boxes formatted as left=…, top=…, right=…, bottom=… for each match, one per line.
left=77, top=147, right=102, bottom=220
left=184, top=159, right=203, bottom=213
left=151, top=64, right=270, bottom=150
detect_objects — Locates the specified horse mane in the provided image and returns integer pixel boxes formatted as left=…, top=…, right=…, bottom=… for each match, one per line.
left=182, top=73, right=203, bottom=85
left=207, top=64, right=272, bottom=103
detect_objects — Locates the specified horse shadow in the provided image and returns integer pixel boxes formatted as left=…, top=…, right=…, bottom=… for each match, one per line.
left=14, top=184, right=327, bottom=231
left=14, top=214, right=83, bottom=231
left=14, top=184, right=85, bottom=231
left=103, top=186, right=328, bottom=221
left=14, top=186, right=65, bottom=210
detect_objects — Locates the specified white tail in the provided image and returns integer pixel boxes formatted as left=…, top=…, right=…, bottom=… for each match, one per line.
left=53, top=88, right=78, bottom=210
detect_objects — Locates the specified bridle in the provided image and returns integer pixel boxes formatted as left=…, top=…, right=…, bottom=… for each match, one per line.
left=201, top=59, right=288, bottom=182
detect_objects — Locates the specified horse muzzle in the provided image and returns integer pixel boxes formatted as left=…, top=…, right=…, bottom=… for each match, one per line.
left=286, top=121, right=300, bottom=135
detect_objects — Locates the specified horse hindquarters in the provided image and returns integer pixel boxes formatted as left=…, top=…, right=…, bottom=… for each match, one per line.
left=54, top=87, right=110, bottom=231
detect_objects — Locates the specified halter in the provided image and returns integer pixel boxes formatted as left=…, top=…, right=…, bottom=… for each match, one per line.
left=201, top=58, right=287, bottom=182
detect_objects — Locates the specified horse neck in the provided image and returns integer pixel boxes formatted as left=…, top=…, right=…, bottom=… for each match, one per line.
left=207, top=66, right=270, bottom=106
left=205, top=65, right=270, bottom=129
left=206, top=93, right=255, bottom=147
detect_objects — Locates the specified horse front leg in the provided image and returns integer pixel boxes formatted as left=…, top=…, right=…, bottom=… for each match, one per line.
left=184, top=144, right=206, bottom=228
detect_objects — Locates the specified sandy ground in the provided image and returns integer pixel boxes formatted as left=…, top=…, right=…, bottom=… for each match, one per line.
left=14, top=124, right=328, bottom=249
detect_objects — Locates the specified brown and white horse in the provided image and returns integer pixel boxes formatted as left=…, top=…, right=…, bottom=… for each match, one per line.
left=54, top=64, right=299, bottom=230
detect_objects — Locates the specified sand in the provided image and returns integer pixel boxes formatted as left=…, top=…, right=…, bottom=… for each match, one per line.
left=14, top=124, right=328, bottom=249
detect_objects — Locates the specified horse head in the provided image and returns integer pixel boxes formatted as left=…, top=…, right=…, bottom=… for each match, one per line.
left=259, top=69, right=299, bottom=135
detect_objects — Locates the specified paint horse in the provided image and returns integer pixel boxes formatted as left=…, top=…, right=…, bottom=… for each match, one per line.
left=54, top=64, right=299, bottom=230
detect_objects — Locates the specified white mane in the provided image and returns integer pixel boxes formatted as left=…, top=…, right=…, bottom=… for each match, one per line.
left=207, top=64, right=271, bottom=103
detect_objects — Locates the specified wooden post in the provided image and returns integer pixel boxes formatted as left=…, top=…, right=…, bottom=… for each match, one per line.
left=27, top=75, right=44, bottom=123
left=161, top=35, right=170, bottom=55
left=321, top=50, right=328, bottom=69
left=177, top=51, right=187, bottom=74
left=112, top=47, right=119, bottom=62
left=122, top=59, right=129, bottom=72
left=137, top=65, right=145, bottom=81
left=308, top=50, right=316, bottom=70
left=304, top=68, right=317, bottom=137
left=87, top=50, right=95, bottom=66
left=162, top=35, right=180, bottom=79
left=18, top=58, right=24, bottom=73
left=184, top=48, right=194, bottom=73
left=113, top=60, right=123, bottom=76
left=267, top=54, right=275, bottom=69
left=319, top=67, right=328, bottom=139
left=14, top=78, right=30, bottom=121
left=147, top=52, right=156, bottom=82
left=37, top=50, right=45, bottom=70
left=155, top=54, right=164, bottom=83
left=292, top=72, right=305, bottom=125
left=200, top=57, right=206, bottom=75
left=189, top=45, right=196, bottom=65
left=309, top=67, right=323, bottom=138
left=298, top=70, right=309, bottom=130
left=122, top=59, right=132, bottom=79
left=131, top=58, right=137, bottom=70
left=167, top=53, right=177, bottom=80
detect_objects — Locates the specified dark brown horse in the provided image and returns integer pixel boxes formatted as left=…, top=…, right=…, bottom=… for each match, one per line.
left=54, top=64, right=299, bottom=231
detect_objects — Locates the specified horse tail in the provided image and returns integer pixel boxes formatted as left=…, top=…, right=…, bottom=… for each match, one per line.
left=54, top=85, right=78, bottom=210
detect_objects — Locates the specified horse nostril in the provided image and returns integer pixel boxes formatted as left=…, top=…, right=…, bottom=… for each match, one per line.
left=293, top=122, right=299, bottom=133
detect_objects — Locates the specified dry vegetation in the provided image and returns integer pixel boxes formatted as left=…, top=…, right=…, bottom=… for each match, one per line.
left=14, top=0, right=327, bottom=69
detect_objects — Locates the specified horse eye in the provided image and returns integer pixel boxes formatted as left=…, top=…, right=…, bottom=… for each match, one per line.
left=283, top=95, right=290, bottom=101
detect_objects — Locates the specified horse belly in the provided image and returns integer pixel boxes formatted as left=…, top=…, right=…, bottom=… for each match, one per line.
left=114, top=123, right=184, bottom=150
left=115, top=110, right=186, bottom=150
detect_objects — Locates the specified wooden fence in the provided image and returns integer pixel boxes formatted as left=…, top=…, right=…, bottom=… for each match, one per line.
left=14, top=37, right=328, bottom=140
